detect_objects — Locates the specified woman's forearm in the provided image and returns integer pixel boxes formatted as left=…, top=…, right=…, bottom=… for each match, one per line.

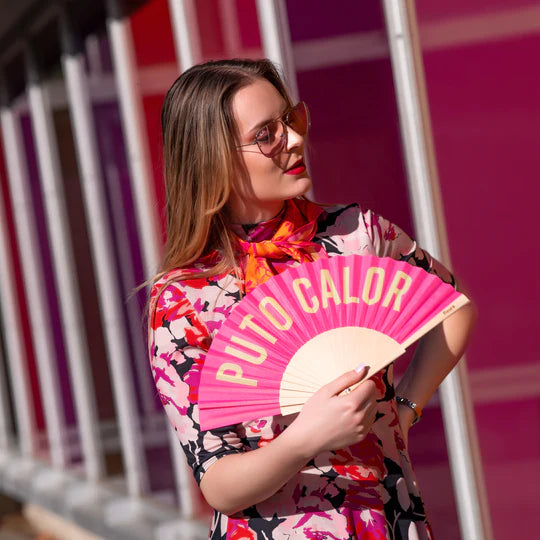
left=200, top=424, right=313, bottom=515
left=395, top=299, right=477, bottom=413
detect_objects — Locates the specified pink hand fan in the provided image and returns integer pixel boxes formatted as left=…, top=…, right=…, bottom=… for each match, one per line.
left=198, top=254, right=469, bottom=430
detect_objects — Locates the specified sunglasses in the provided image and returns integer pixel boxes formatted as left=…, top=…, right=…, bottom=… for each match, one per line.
left=236, top=101, right=310, bottom=158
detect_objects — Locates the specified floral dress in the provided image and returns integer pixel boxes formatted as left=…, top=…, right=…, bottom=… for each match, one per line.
left=149, top=203, right=455, bottom=539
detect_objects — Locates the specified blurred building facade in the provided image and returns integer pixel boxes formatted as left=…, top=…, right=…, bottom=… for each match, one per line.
left=0, top=1, right=538, bottom=538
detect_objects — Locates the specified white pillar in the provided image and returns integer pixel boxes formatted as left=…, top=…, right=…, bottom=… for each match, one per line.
left=0, top=127, right=35, bottom=455
left=106, top=0, right=162, bottom=280
left=60, top=13, right=149, bottom=496
left=0, top=100, right=67, bottom=468
left=84, top=31, right=156, bottom=422
left=25, top=47, right=105, bottom=480
left=0, top=337, right=11, bottom=452
left=168, top=427, right=202, bottom=519
left=381, top=2, right=493, bottom=539
left=102, top=162, right=158, bottom=422
left=106, top=0, right=201, bottom=512
left=219, top=0, right=242, bottom=57
left=168, top=0, right=202, bottom=71
left=255, top=0, right=299, bottom=102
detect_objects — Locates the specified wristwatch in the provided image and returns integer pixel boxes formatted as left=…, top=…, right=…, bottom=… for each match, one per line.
left=396, top=395, right=422, bottom=425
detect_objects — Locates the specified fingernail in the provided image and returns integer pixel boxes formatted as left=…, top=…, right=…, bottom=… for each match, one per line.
left=354, top=364, right=365, bottom=373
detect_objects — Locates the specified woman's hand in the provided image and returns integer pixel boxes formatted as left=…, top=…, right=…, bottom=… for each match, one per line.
left=286, top=366, right=378, bottom=459
left=201, top=366, right=378, bottom=514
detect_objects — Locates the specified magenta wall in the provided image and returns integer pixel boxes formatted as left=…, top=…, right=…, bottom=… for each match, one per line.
left=415, top=1, right=540, bottom=537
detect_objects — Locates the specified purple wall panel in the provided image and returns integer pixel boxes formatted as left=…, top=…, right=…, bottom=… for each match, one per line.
left=298, top=61, right=414, bottom=236
left=408, top=408, right=460, bottom=539
left=416, top=0, right=539, bottom=22
left=286, top=0, right=383, bottom=40
left=475, top=398, right=540, bottom=538
left=419, top=34, right=540, bottom=370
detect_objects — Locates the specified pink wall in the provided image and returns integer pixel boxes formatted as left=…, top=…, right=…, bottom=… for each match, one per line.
left=415, top=1, right=540, bottom=537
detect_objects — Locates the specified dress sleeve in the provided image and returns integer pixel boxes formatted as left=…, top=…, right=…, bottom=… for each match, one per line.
left=362, top=209, right=456, bottom=287
left=148, top=281, right=244, bottom=485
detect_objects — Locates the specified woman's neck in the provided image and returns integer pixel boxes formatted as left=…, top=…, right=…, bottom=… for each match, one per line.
left=229, top=200, right=286, bottom=226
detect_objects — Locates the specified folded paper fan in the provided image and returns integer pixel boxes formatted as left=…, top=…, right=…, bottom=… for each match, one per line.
left=199, top=254, right=469, bottom=430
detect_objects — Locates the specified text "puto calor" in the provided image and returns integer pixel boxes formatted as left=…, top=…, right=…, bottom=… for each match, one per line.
left=215, top=265, right=413, bottom=387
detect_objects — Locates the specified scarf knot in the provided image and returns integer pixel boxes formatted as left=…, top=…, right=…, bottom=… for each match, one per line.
left=235, top=199, right=327, bottom=293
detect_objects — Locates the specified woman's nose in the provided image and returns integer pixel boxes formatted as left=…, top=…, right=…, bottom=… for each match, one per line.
left=285, top=125, right=304, bottom=151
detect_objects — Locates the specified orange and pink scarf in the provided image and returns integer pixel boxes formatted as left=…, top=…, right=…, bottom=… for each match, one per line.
left=235, top=199, right=327, bottom=293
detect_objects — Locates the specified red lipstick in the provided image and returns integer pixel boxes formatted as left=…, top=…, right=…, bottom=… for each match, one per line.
left=285, top=159, right=306, bottom=175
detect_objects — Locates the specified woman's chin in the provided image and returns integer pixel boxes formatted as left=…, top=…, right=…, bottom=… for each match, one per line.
left=295, top=175, right=312, bottom=197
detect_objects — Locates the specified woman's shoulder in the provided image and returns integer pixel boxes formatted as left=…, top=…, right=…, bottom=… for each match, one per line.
left=316, top=202, right=377, bottom=235
left=315, top=202, right=409, bottom=257
left=150, top=263, right=242, bottom=336
left=317, top=203, right=401, bottom=236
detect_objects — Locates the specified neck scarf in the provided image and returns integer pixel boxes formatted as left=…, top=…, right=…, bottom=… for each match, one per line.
left=235, top=199, right=327, bottom=293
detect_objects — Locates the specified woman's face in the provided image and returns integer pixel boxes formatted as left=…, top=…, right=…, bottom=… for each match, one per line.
left=228, top=78, right=312, bottom=224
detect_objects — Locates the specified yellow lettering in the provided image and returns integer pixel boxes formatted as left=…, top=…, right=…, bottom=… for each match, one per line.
left=225, top=335, right=267, bottom=364
left=292, top=278, right=319, bottom=313
left=216, top=362, right=257, bottom=387
left=320, top=269, right=341, bottom=309
left=239, top=314, right=276, bottom=344
left=382, top=271, right=412, bottom=311
left=343, top=266, right=359, bottom=304
left=362, top=267, right=384, bottom=305
left=259, top=297, right=292, bottom=330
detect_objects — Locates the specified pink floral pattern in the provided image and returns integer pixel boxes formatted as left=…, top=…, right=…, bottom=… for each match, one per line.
left=149, top=203, right=453, bottom=539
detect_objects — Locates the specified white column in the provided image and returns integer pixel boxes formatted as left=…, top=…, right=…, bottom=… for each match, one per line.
left=109, top=0, right=205, bottom=513
left=84, top=30, right=156, bottom=422
left=0, top=148, right=34, bottom=455
left=381, top=2, right=493, bottom=539
left=60, top=14, right=149, bottom=497
left=0, top=102, right=67, bottom=468
left=25, top=48, right=105, bottom=480
left=103, top=162, right=157, bottom=421
left=168, top=0, right=202, bottom=71
left=106, top=0, right=201, bottom=511
left=0, top=338, right=11, bottom=452
left=168, top=427, right=202, bottom=519
left=255, top=0, right=299, bottom=102
left=106, top=0, right=162, bottom=280
left=219, top=0, right=242, bottom=57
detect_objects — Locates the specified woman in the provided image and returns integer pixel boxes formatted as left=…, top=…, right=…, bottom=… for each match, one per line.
left=149, top=58, right=476, bottom=539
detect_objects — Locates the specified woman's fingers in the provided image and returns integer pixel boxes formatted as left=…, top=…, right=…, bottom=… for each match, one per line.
left=325, top=366, right=369, bottom=397
left=293, top=365, right=380, bottom=454
left=350, top=377, right=377, bottom=406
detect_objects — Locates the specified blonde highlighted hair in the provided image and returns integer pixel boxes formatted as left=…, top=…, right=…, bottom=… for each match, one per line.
left=155, top=58, right=293, bottom=285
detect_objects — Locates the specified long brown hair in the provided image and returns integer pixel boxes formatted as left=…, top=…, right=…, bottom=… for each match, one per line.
left=155, top=58, right=293, bottom=285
